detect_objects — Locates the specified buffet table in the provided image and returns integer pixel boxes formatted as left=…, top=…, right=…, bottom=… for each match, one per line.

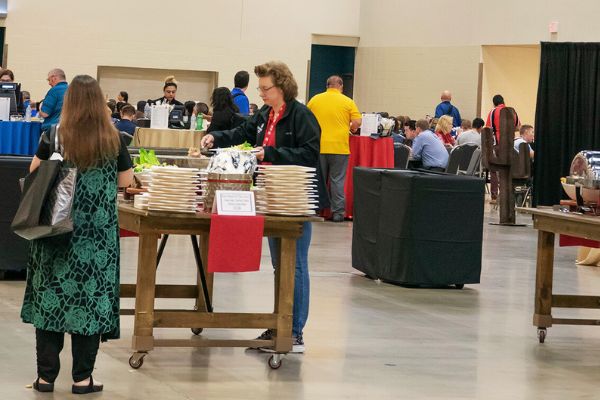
left=133, top=127, right=205, bottom=149
left=118, top=202, right=321, bottom=369
left=519, top=207, right=600, bottom=343
left=0, top=121, right=42, bottom=155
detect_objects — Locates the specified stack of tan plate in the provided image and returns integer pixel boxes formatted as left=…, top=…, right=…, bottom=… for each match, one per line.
left=254, top=165, right=318, bottom=216
left=146, top=166, right=200, bottom=213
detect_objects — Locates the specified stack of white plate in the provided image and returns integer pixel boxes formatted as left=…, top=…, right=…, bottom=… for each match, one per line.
left=146, top=166, right=200, bottom=213
left=254, top=165, right=318, bottom=216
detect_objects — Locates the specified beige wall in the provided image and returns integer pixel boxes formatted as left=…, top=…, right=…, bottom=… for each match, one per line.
left=481, top=46, right=541, bottom=128
left=354, top=0, right=600, bottom=119
left=6, top=0, right=600, bottom=116
left=4, top=0, right=360, bottom=103
left=97, top=66, right=218, bottom=106
left=354, top=46, right=480, bottom=121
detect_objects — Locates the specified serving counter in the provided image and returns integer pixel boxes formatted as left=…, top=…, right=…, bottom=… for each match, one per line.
left=519, top=207, right=600, bottom=343
left=0, top=121, right=42, bottom=155
left=118, top=202, right=321, bottom=369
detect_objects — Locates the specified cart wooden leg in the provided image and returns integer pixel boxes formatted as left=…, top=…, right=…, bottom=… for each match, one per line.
left=533, top=230, right=555, bottom=337
left=273, top=237, right=295, bottom=353
left=132, top=233, right=160, bottom=353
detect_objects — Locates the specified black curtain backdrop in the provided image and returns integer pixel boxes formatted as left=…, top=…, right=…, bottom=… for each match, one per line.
left=534, top=42, right=600, bottom=206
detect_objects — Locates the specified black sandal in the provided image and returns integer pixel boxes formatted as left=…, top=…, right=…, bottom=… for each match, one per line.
left=33, top=378, right=54, bottom=392
left=72, top=376, right=103, bottom=394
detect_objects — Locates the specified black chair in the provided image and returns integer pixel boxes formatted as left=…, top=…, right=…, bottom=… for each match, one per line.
left=445, top=144, right=478, bottom=175
left=393, top=143, right=411, bottom=169
left=461, top=147, right=481, bottom=176
left=512, top=143, right=532, bottom=207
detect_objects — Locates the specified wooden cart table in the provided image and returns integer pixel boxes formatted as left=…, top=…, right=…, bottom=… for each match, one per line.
left=118, top=202, right=321, bottom=369
left=519, top=207, right=600, bottom=343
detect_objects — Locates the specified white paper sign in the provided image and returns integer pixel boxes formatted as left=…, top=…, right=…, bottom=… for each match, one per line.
left=0, top=97, right=10, bottom=121
left=150, top=104, right=169, bottom=129
left=360, top=113, right=379, bottom=136
left=213, top=190, right=256, bottom=216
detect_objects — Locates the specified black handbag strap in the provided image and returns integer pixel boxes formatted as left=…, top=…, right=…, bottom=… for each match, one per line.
left=48, top=124, right=62, bottom=156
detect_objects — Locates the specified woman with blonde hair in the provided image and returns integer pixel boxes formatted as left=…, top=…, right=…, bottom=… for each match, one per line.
left=23, top=74, right=133, bottom=394
left=434, top=114, right=456, bottom=147
left=154, top=75, right=183, bottom=106
left=201, top=61, right=319, bottom=353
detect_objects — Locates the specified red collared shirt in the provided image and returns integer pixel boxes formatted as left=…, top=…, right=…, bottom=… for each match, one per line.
left=262, top=103, right=286, bottom=147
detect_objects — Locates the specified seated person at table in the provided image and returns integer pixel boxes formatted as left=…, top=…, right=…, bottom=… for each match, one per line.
left=0, top=68, right=14, bottom=82
left=456, top=117, right=483, bottom=147
left=406, top=119, right=449, bottom=171
left=117, top=90, right=128, bottom=103
left=207, top=87, right=245, bottom=133
left=154, top=76, right=183, bottom=106
left=107, top=99, right=119, bottom=122
left=193, top=102, right=211, bottom=130
left=135, top=100, right=146, bottom=120
left=115, top=104, right=137, bottom=137
left=434, top=115, right=455, bottom=148
left=514, top=124, right=534, bottom=159
left=183, top=100, right=196, bottom=129
left=403, top=119, right=416, bottom=147
left=249, top=103, right=258, bottom=116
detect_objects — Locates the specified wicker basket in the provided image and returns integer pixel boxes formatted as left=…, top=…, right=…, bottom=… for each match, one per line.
left=203, top=172, right=253, bottom=210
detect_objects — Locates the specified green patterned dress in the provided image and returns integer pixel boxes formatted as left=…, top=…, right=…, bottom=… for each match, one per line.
left=21, top=160, right=121, bottom=340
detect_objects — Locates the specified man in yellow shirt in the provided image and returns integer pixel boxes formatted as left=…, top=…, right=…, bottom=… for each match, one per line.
left=307, top=76, right=362, bottom=222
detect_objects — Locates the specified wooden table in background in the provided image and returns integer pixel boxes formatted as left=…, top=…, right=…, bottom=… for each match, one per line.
left=118, top=202, right=321, bottom=369
left=133, top=127, right=205, bottom=149
left=519, top=207, right=600, bottom=343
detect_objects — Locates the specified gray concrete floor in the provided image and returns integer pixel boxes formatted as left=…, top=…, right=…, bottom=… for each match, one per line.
left=2, top=205, right=600, bottom=399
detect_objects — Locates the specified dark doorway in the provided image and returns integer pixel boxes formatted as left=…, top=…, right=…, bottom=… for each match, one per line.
left=308, top=44, right=356, bottom=101
left=0, top=27, right=5, bottom=67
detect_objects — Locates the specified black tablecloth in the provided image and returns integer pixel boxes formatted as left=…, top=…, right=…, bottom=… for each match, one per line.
left=352, top=168, right=485, bottom=286
left=0, top=156, right=32, bottom=271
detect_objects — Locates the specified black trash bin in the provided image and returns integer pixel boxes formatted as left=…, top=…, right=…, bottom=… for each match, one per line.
left=352, top=168, right=485, bottom=286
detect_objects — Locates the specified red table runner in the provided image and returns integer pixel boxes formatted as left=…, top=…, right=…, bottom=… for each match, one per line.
left=207, top=214, right=265, bottom=272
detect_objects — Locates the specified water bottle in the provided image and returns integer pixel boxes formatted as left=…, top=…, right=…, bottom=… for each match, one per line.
left=25, top=104, right=32, bottom=122
left=195, top=114, right=203, bottom=131
left=144, top=103, right=151, bottom=119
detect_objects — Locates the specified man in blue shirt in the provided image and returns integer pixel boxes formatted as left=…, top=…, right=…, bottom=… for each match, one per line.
left=231, top=70, right=249, bottom=115
left=39, top=68, right=68, bottom=131
left=407, top=119, right=449, bottom=171
left=115, top=104, right=137, bottom=145
left=434, top=90, right=461, bottom=128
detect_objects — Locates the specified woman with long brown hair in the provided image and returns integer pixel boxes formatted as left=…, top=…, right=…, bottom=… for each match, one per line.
left=23, top=74, right=133, bottom=394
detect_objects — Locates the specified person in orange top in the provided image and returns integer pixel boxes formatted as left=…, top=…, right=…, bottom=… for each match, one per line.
left=434, top=115, right=455, bottom=148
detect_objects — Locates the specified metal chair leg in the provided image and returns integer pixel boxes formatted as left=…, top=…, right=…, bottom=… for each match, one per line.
left=156, top=234, right=169, bottom=268
left=190, top=235, right=213, bottom=313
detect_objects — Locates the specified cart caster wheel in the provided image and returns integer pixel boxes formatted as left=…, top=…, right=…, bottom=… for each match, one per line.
left=455, top=284, right=464, bottom=289
left=537, top=328, right=547, bottom=343
left=268, top=355, right=282, bottom=369
left=129, top=353, right=146, bottom=369
left=191, top=328, right=203, bottom=335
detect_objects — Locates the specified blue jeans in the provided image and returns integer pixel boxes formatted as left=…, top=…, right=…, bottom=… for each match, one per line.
left=268, top=222, right=312, bottom=337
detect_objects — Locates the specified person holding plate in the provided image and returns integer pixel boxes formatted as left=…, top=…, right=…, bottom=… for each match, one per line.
left=200, top=60, right=320, bottom=353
